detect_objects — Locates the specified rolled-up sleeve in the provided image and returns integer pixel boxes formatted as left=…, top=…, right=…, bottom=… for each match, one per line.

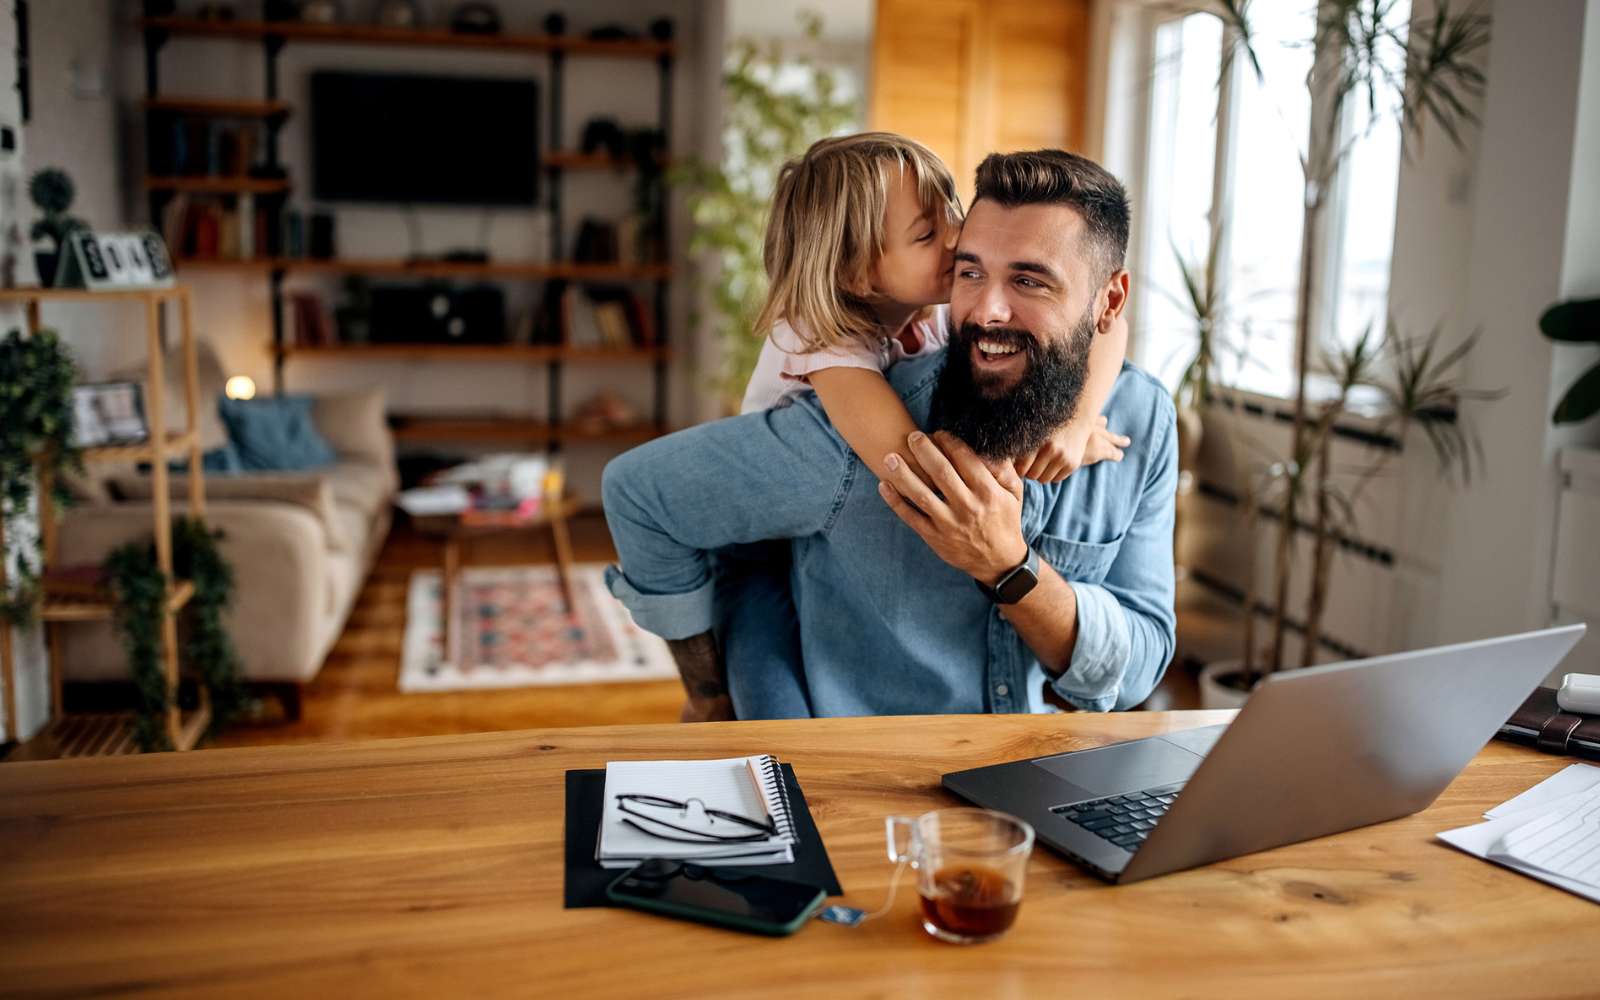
left=1049, top=398, right=1179, bottom=711
left=601, top=402, right=853, bottom=640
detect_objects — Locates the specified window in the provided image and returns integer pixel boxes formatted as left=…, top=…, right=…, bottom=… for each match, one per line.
left=1132, top=1, right=1410, bottom=398
left=1138, top=12, right=1222, bottom=389
left=1323, top=1, right=1411, bottom=355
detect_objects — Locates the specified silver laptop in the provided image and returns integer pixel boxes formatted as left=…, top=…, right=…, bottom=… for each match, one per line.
left=944, top=625, right=1586, bottom=883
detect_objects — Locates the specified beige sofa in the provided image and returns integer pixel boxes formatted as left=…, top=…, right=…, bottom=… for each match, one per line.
left=56, top=383, right=398, bottom=715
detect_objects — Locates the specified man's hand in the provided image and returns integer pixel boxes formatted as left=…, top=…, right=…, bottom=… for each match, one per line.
left=877, top=430, right=1029, bottom=587
left=1014, top=415, right=1131, bottom=483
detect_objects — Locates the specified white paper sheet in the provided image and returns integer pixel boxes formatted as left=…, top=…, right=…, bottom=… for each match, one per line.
left=1486, top=763, right=1600, bottom=819
left=1489, top=784, right=1600, bottom=887
left=1438, top=764, right=1600, bottom=904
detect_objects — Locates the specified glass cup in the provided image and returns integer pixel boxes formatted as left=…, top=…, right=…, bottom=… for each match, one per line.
left=885, top=808, right=1035, bottom=944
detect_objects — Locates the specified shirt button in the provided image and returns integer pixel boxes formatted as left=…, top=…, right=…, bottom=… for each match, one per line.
left=995, top=683, right=1009, bottom=697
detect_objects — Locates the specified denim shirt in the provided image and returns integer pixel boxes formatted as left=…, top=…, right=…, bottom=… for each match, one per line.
left=602, top=352, right=1178, bottom=714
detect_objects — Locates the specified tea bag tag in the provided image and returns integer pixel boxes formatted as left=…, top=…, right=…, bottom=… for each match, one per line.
left=816, top=905, right=868, bottom=927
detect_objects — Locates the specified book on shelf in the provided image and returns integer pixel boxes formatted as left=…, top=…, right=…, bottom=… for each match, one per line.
left=623, top=292, right=656, bottom=346
left=289, top=292, right=332, bottom=347
left=152, top=116, right=265, bottom=179
left=563, top=285, right=653, bottom=351
left=566, top=286, right=604, bottom=350
left=236, top=192, right=255, bottom=262
left=593, top=301, right=632, bottom=349
left=164, top=194, right=270, bottom=264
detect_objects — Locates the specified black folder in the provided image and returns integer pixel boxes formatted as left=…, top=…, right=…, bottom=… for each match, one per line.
left=563, top=763, right=843, bottom=908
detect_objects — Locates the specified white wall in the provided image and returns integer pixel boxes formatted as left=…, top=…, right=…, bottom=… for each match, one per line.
left=1434, top=0, right=1600, bottom=660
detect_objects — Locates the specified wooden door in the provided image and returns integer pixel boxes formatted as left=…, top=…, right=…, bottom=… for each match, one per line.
left=869, top=0, right=1090, bottom=204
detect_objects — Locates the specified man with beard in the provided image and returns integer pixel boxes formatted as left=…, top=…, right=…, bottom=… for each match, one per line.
left=602, top=149, right=1176, bottom=717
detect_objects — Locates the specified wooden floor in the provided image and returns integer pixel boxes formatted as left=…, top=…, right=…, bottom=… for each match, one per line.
left=210, top=514, right=684, bottom=749
left=6, top=515, right=1230, bottom=756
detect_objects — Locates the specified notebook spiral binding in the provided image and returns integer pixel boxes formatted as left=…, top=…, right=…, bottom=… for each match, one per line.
left=760, top=756, right=799, bottom=843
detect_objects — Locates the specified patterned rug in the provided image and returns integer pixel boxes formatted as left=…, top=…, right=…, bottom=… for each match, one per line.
left=399, top=563, right=678, bottom=692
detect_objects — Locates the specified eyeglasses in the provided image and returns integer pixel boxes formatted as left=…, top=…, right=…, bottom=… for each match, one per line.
left=615, top=793, right=778, bottom=844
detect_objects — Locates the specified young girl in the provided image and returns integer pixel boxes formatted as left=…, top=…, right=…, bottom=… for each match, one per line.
left=687, top=132, right=1130, bottom=722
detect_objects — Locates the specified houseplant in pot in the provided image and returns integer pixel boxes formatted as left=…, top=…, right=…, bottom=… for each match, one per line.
left=1197, top=322, right=1503, bottom=708
left=28, top=168, right=87, bottom=288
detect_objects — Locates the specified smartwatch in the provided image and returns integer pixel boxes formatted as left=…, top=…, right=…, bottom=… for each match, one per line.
left=975, top=545, right=1040, bottom=605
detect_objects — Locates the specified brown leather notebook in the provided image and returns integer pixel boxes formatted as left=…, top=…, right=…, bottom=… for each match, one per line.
left=1497, top=686, right=1600, bottom=760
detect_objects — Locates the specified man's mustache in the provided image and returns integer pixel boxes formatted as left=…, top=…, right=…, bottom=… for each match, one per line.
left=952, top=322, right=1041, bottom=359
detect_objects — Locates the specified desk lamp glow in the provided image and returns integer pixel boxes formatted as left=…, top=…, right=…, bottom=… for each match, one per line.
left=224, top=376, right=256, bottom=401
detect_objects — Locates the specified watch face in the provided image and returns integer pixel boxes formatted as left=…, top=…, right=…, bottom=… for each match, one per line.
left=995, top=565, right=1039, bottom=604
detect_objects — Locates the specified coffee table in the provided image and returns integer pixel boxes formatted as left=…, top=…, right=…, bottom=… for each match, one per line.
left=407, top=494, right=579, bottom=664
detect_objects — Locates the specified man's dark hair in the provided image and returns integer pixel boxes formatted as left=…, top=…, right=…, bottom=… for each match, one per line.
left=972, top=149, right=1131, bottom=278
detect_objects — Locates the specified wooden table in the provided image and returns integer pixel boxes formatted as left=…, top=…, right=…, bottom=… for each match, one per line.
left=2, top=713, right=1597, bottom=998
left=408, top=494, right=579, bottom=663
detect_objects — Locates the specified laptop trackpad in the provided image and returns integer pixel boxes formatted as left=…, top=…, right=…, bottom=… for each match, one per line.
left=1031, top=738, right=1205, bottom=799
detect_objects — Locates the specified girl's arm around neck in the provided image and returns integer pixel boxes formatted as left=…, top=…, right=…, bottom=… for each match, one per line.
left=809, top=366, right=932, bottom=486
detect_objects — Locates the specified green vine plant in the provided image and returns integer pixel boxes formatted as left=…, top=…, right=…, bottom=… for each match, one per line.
left=105, top=518, right=250, bottom=752
left=670, top=10, right=861, bottom=412
left=0, top=327, right=82, bottom=625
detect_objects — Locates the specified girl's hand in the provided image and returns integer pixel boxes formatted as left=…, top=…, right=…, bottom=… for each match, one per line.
left=1014, top=416, right=1131, bottom=484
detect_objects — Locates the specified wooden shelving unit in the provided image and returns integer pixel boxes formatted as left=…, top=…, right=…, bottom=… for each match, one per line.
left=9, top=706, right=210, bottom=760
left=280, top=343, right=669, bottom=363
left=541, top=151, right=668, bottom=171
left=0, top=286, right=209, bottom=757
left=140, top=14, right=677, bottom=450
left=78, top=430, right=198, bottom=465
left=389, top=416, right=666, bottom=446
left=144, top=175, right=291, bottom=195
left=39, top=580, right=195, bottom=624
left=170, top=257, right=672, bottom=281
left=140, top=16, right=676, bottom=58
left=143, top=96, right=291, bottom=119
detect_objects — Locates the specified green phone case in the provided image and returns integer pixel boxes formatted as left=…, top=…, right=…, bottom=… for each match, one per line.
left=605, top=867, right=826, bottom=936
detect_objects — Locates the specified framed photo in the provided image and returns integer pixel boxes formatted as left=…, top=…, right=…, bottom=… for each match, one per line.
left=71, top=381, right=148, bottom=448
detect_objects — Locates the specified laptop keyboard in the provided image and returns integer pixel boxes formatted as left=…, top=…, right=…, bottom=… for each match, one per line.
left=1052, top=782, right=1186, bottom=853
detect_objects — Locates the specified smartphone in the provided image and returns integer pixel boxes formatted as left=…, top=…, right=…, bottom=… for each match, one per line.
left=606, top=859, right=827, bottom=936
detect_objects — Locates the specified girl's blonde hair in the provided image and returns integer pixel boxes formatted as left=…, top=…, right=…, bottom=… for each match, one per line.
left=753, top=132, right=962, bottom=353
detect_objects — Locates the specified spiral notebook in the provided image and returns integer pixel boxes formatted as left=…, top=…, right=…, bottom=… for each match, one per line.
left=596, top=755, right=798, bottom=868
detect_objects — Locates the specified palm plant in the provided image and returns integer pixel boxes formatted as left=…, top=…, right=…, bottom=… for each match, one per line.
left=1170, top=229, right=1227, bottom=415
left=1197, top=0, right=1496, bottom=675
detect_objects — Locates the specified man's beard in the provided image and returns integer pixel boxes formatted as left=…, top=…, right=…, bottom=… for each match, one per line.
left=930, top=310, right=1094, bottom=460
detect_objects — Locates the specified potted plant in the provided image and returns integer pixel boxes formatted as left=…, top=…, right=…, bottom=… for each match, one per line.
left=28, top=168, right=88, bottom=288
left=1198, top=324, right=1503, bottom=707
left=1177, top=0, right=1498, bottom=706
left=671, top=12, right=859, bottom=413
left=1539, top=298, right=1600, bottom=425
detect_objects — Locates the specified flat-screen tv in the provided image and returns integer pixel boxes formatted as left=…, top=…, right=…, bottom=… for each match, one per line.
left=310, top=71, right=539, bottom=206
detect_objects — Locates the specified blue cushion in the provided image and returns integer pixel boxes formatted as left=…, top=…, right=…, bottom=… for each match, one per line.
left=218, top=395, right=337, bottom=471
